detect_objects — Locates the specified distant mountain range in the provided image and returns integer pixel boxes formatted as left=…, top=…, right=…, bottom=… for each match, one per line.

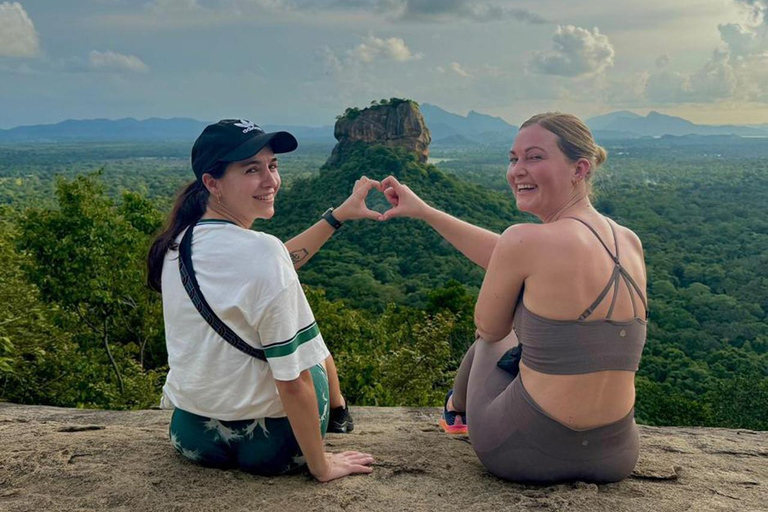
left=586, top=110, right=768, bottom=138
left=0, top=118, right=336, bottom=144
left=419, top=103, right=518, bottom=146
left=422, top=106, right=768, bottom=143
left=0, top=106, right=766, bottom=144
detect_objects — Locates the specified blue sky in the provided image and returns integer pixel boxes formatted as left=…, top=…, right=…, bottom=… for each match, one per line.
left=1, top=0, right=767, bottom=128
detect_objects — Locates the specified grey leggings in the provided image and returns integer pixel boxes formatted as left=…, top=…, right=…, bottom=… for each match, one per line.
left=452, top=336, right=639, bottom=484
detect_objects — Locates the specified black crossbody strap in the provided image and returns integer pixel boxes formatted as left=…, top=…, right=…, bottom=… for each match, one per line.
left=178, top=225, right=267, bottom=362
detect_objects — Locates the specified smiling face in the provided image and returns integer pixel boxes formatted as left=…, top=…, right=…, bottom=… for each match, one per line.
left=506, top=124, right=583, bottom=220
left=206, top=146, right=281, bottom=225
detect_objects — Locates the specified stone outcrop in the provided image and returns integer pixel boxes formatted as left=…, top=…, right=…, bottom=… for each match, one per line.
left=1, top=403, right=766, bottom=512
left=326, top=100, right=431, bottom=166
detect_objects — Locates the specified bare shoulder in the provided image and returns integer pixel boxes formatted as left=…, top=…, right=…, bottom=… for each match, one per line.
left=496, top=223, right=561, bottom=271
left=498, top=222, right=549, bottom=250
left=610, top=220, right=644, bottom=253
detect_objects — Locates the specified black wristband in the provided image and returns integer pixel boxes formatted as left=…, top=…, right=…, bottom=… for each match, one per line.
left=322, top=207, right=342, bottom=230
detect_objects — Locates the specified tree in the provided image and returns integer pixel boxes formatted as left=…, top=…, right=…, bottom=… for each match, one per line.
left=16, top=173, right=162, bottom=404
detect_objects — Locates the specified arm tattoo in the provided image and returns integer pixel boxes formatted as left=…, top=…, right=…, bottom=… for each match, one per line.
left=290, top=249, right=309, bottom=265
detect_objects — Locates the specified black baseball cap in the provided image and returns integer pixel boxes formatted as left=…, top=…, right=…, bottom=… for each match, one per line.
left=191, top=119, right=298, bottom=181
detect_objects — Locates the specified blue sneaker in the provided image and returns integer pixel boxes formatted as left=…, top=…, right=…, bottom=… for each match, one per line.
left=439, top=390, right=468, bottom=434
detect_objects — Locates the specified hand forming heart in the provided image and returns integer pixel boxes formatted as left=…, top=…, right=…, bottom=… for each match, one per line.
left=333, top=175, right=429, bottom=222
left=333, top=176, right=386, bottom=222
left=379, top=175, right=430, bottom=221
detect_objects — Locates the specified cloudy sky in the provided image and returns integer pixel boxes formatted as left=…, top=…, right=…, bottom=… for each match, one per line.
left=1, top=0, right=768, bottom=128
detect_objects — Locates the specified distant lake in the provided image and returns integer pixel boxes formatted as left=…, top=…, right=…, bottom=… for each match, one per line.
left=429, top=157, right=454, bottom=164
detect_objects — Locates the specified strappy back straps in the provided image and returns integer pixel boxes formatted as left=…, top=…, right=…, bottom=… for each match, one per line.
left=565, top=217, right=648, bottom=320
left=568, top=217, right=620, bottom=263
left=618, top=263, right=648, bottom=318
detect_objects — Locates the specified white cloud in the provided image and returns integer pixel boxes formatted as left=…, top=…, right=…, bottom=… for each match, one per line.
left=597, top=73, right=649, bottom=106
left=4, top=0, right=768, bottom=127
left=737, top=52, right=768, bottom=101
left=644, top=1, right=763, bottom=104
left=637, top=1, right=768, bottom=106
left=718, top=22, right=763, bottom=56
left=645, top=67, right=689, bottom=103
left=449, top=61, right=471, bottom=78
left=644, top=51, right=738, bottom=103
left=529, top=25, right=615, bottom=77
left=434, top=62, right=481, bottom=78
left=733, top=0, right=768, bottom=21
left=348, top=34, right=420, bottom=63
left=322, top=45, right=343, bottom=74
left=89, top=51, right=149, bottom=73
left=689, top=50, right=737, bottom=100
left=0, top=2, right=40, bottom=58
left=718, top=0, right=768, bottom=57
left=719, top=1, right=768, bottom=102
left=310, top=34, right=423, bottom=118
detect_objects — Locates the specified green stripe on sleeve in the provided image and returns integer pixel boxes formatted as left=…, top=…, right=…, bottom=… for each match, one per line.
left=264, top=323, right=321, bottom=359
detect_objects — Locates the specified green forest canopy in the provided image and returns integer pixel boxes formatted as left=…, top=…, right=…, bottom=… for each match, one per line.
left=0, top=136, right=766, bottom=429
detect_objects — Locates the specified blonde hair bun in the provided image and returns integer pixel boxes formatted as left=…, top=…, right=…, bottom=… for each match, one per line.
left=595, top=145, right=607, bottom=167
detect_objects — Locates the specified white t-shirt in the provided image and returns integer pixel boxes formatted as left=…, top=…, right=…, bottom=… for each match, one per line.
left=160, top=219, right=330, bottom=420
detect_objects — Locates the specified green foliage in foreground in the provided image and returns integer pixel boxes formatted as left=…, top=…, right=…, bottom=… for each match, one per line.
left=1, top=176, right=166, bottom=409
left=0, top=235, right=161, bottom=409
left=305, top=288, right=456, bottom=406
left=0, top=172, right=467, bottom=410
left=1, top=141, right=766, bottom=430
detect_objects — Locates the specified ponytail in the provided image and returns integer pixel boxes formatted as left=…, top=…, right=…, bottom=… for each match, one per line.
left=147, top=164, right=226, bottom=293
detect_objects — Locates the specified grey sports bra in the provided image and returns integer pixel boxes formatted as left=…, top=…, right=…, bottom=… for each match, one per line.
left=512, top=217, right=648, bottom=375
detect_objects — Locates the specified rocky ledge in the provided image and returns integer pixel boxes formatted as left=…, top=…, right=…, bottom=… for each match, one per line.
left=0, top=403, right=765, bottom=511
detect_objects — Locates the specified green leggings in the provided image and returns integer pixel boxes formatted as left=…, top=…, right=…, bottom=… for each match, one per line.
left=169, top=364, right=329, bottom=475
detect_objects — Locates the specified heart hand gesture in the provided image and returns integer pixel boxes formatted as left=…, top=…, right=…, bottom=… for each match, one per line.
left=333, top=176, right=385, bottom=222
left=379, top=175, right=431, bottom=221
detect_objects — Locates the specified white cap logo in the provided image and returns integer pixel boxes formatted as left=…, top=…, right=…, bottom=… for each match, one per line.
left=234, top=119, right=260, bottom=134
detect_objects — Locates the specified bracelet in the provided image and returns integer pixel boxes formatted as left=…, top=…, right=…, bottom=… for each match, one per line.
left=321, top=207, right=342, bottom=230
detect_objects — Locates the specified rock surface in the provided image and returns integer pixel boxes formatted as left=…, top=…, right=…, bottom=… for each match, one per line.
left=327, top=101, right=431, bottom=166
left=0, top=403, right=765, bottom=512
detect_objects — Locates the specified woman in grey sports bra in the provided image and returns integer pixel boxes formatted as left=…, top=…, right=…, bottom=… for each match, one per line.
left=379, top=112, right=648, bottom=484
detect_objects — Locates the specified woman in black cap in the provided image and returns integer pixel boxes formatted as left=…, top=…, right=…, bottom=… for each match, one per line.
left=147, top=119, right=377, bottom=481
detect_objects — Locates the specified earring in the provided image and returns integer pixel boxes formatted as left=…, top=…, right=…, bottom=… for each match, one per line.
left=216, top=194, right=222, bottom=205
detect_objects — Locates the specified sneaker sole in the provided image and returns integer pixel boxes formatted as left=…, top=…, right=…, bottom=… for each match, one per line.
left=439, top=417, right=468, bottom=435
left=327, top=423, right=355, bottom=434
